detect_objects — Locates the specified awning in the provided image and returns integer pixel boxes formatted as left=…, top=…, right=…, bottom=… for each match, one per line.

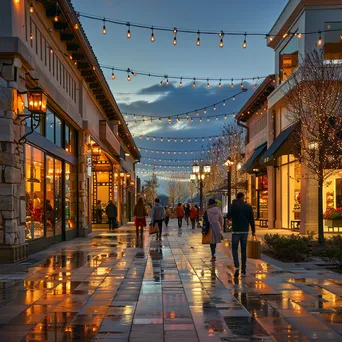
left=241, top=142, right=267, bottom=173
left=261, top=123, right=297, bottom=164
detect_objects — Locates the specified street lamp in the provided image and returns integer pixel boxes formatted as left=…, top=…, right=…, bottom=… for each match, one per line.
left=190, top=163, right=211, bottom=212
left=224, top=157, right=234, bottom=214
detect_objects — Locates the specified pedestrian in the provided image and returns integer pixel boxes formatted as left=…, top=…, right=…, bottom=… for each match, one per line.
left=96, top=200, right=102, bottom=223
left=133, top=197, right=147, bottom=235
left=184, top=203, right=190, bottom=226
left=106, top=200, right=118, bottom=230
left=164, top=206, right=171, bottom=227
left=205, top=199, right=223, bottom=262
left=190, top=204, right=197, bottom=229
left=227, top=192, right=255, bottom=277
left=175, top=203, right=184, bottom=228
left=150, top=198, right=166, bottom=240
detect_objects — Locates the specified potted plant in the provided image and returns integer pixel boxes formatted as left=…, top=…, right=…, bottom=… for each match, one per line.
left=324, top=208, right=342, bottom=228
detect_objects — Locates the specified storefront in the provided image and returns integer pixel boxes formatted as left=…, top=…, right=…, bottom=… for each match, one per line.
left=25, top=107, right=78, bottom=252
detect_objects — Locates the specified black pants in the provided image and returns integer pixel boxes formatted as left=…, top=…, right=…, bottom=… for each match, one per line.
left=108, top=217, right=116, bottom=230
left=154, top=219, right=163, bottom=237
left=191, top=218, right=196, bottom=229
left=165, top=216, right=170, bottom=227
left=177, top=217, right=183, bottom=228
left=96, top=210, right=102, bottom=223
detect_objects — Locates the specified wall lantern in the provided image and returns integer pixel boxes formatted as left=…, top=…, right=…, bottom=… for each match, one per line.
left=18, top=86, right=48, bottom=144
left=190, top=173, right=197, bottom=181
left=192, top=163, right=200, bottom=174
left=130, top=180, right=135, bottom=187
left=203, top=165, right=211, bottom=173
left=120, top=172, right=125, bottom=178
left=92, top=143, right=102, bottom=162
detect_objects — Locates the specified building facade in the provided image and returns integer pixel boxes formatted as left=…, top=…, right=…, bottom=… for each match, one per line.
left=0, top=0, right=140, bottom=262
left=239, top=0, right=342, bottom=234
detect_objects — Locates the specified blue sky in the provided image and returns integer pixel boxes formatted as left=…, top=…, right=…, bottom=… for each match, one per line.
left=72, top=0, right=288, bottom=193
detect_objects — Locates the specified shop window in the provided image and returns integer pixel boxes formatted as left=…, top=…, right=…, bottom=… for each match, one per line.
left=46, top=156, right=63, bottom=237
left=65, top=163, right=77, bottom=230
left=65, top=124, right=76, bottom=155
left=55, top=116, right=62, bottom=147
left=45, top=109, right=54, bottom=143
left=324, top=22, right=342, bottom=61
left=25, top=145, right=45, bottom=240
left=280, top=35, right=299, bottom=82
left=256, top=175, right=268, bottom=220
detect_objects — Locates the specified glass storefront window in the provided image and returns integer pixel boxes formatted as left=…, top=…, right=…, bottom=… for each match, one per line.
left=65, top=163, right=77, bottom=230
left=46, top=156, right=63, bottom=237
left=324, top=22, right=342, bottom=61
left=55, top=116, right=62, bottom=147
left=280, top=35, right=299, bottom=82
left=256, top=175, right=268, bottom=220
left=25, top=145, right=45, bottom=240
left=46, top=109, right=54, bottom=143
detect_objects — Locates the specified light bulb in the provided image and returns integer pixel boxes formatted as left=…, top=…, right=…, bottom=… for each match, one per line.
left=159, top=80, right=163, bottom=87
left=29, top=4, right=34, bottom=13
left=69, top=55, right=72, bottom=60
left=240, top=80, right=244, bottom=89
left=219, top=38, right=224, bottom=48
left=223, top=100, right=226, bottom=106
left=30, top=32, right=33, bottom=40
left=218, top=79, right=222, bottom=88
left=166, top=78, right=169, bottom=86
left=173, top=36, right=177, bottom=46
left=50, top=48, right=53, bottom=54
left=192, top=79, right=196, bottom=88
left=297, top=33, right=302, bottom=39
left=204, top=108, right=207, bottom=114
left=213, top=104, right=216, bottom=110
left=233, top=96, right=236, bottom=101
left=179, top=78, right=183, bottom=87
left=173, top=27, right=177, bottom=35
left=200, top=118, right=202, bottom=123
left=224, top=115, right=227, bottom=120
left=111, top=70, right=116, bottom=80
left=196, top=31, right=200, bottom=46
left=102, top=24, right=107, bottom=35
left=151, top=28, right=155, bottom=42
left=206, top=79, right=210, bottom=88
left=216, top=116, right=218, bottom=120
left=196, top=110, right=199, bottom=116
left=242, top=34, right=247, bottom=48
left=127, top=24, right=131, bottom=39
left=127, top=74, right=131, bottom=81
left=283, top=33, right=289, bottom=38
left=74, top=23, right=79, bottom=30
left=230, top=79, right=234, bottom=88
left=317, top=33, right=322, bottom=46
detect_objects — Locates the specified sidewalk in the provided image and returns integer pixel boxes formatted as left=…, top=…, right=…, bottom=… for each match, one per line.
left=0, top=220, right=341, bottom=341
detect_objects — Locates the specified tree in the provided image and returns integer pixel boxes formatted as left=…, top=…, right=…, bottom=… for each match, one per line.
left=285, top=50, right=342, bottom=243
left=142, top=173, right=159, bottom=205
left=188, top=181, right=197, bottom=201
left=167, top=181, right=177, bottom=208
left=176, top=181, right=189, bottom=203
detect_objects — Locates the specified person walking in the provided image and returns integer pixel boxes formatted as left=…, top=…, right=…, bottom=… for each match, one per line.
left=184, top=203, right=190, bottom=226
left=227, top=192, right=255, bottom=277
left=205, top=199, right=223, bottom=262
left=150, top=198, right=166, bottom=240
left=106, top=200, right=118, bottom=230
left=96, top=200, right=103, bottom=224
left=175, top=203, right=184, bottom=228
left=190, top=204, right=198, bottom=229
left=195, top=204, right=200, bottom=227
left=164, top=206, right=171, bottom=227
left=134, top=197, right=147, bottom=235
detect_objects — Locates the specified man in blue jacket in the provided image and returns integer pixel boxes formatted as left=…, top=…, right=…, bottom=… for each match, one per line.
left=227, top=192, right=255, bottom=277
left=150, top=198, right=166, bottom=240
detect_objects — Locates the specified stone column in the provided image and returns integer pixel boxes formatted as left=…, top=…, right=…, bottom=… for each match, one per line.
left=78, top=131, right=90, bottom=236
left=0, top=58, right=28, bottom=262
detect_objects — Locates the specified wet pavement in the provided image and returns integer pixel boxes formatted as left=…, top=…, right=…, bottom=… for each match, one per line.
left=1, top=221, right=342, bottom=341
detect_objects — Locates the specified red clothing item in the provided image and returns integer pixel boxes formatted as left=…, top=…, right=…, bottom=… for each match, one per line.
left=175, top=205, right=184, bottom=217
left=190, top=207, right=197, bottom=220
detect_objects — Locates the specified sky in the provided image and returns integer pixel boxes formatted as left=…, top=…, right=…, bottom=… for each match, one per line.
left=72, top=0, right=288, bottom=193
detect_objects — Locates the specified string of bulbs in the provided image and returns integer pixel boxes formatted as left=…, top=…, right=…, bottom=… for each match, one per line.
left=134, top=133, right=226, bottom=143
left=137, top=147, right=219, bottom=154
left=137, top=163, right=192, bottom=169
left=78, top=11, right=342, bottom=48
left=101, top=64, right=270, bottom=87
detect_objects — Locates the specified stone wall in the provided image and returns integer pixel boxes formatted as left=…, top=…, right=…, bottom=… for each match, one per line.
left=0, top=58, right=27, bottom=259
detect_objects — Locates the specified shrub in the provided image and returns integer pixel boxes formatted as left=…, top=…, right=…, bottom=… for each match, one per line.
left=263, top=233, right=313, bottom=262
left=312, top=235, right=342, bottom=268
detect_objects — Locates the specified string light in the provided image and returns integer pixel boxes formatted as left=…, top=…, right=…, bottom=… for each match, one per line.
left=127, top=23, right=131, bottom=38
left=150, top=27, right=155, bottom=42
left=317, top=32, right=322, bottom=46
left=30, top=32, right=33, bottom=40
left=196, top=31, right=200, bottom=46
left=111, top=68, right=115, bottom=80
left=218, top=79, right=222, bottom=88
left=29, top=3, right=34, bottom=13
left=206, top=78, right=210, bottom=88
left=127, top=71, right=131, bottom=81
left=223, top=100, right=226, bottom=106
left=219, top=36, right=224, bottom=48
left=173, top=28, right=177, bottom=45
left=159, top=80, right=163, bottom=87
left=213, top=104, right=216, bottom=110
left=102, top=19, right=107, bottom=35
left=74, top=23, right=79, bottom=30
left=192, top=78, right=196, bottom=88
left=179, top=77, right=183, bottom=88
left=230, top=79, right=234, bottom=88
left=296, top=33, right=302, bottom=39
left=242, top=33, right=247, bottom=48
left=166, top=78, right=169, bottom=86
left=240, top=79, right=244, bottom=88
left=204, top=108, right=207, bottom=114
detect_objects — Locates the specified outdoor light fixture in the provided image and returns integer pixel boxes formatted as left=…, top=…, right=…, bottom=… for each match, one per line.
left=203, top=165, right=211, bottom=173
left=192, top=164, right=200, bottom=174
left=237, top=162, right=242, bottom=171
left=190, top=174, right=196, bottom=181
left=308, top=142, right=319, bottom=150
left=91, top=143, right=102, bottom=162
left=224, top=157, right=234, bottom=168
left=18, top=86, right=48, bottom=144
left=120, top=172, right=125, bottom=178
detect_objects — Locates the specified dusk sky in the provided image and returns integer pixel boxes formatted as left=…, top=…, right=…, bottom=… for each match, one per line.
left=72, top=0, right=288, bottom=193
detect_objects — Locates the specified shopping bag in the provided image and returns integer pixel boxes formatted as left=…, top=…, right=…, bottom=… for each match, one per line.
left=202, top=228, right=216, bottom=244
left=247, top=236, right=261, bottom=259
left=149, top=223, right=158, bottom=234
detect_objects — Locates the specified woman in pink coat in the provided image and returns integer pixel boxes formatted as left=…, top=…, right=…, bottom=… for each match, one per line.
left=206, top=198, right=223, bottom=261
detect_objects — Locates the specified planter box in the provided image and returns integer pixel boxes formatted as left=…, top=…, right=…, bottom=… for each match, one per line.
left=326, top=219, right=342, bottom=228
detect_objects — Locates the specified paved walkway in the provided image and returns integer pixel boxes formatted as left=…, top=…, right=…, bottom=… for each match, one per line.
left=1, top=220, right=342, bottom=341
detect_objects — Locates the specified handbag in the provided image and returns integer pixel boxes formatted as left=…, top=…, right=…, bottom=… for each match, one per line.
left=247, top=236, right=261, bottom=259
left=202, top=228, right=216, bottom=244
left=149, top=222, right=159, bottom=234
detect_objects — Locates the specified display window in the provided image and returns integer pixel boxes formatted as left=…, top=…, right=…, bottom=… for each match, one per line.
left=25, top=145, right=45, bottom=240
left=256, top=174, right=268, bottom=220
left=324, top=22, right=342, bottom=61
left=65, top=163, right=77, bottom=231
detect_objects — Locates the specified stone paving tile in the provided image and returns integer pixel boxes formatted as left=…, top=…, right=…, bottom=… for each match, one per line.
left=1, top=223, right=342, bottom=341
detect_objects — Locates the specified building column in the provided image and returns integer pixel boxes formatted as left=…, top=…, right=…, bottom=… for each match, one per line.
left=78, top=131, right=91, bottom=236
left=0, top=59, right=28, bottom=262
left=300, top=164, right=318, bottom=234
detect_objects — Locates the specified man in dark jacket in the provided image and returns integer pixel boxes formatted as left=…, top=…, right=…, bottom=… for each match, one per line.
left=227, top=192, right=255, bottom=277
left=106, top=201, right=118, bottom=230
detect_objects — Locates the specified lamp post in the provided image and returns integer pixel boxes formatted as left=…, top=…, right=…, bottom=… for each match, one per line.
left=224, top=157, right=234, bottom=212
left=190, top=163, right=211, bottom=212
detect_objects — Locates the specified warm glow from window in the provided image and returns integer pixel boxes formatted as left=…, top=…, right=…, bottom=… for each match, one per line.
left=279, top=35, right=298, bottom=82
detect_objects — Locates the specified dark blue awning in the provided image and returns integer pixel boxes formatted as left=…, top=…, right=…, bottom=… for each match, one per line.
left=241, top=142, right=267, bottom=172
left=261, top=124, right=297, bottom=164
